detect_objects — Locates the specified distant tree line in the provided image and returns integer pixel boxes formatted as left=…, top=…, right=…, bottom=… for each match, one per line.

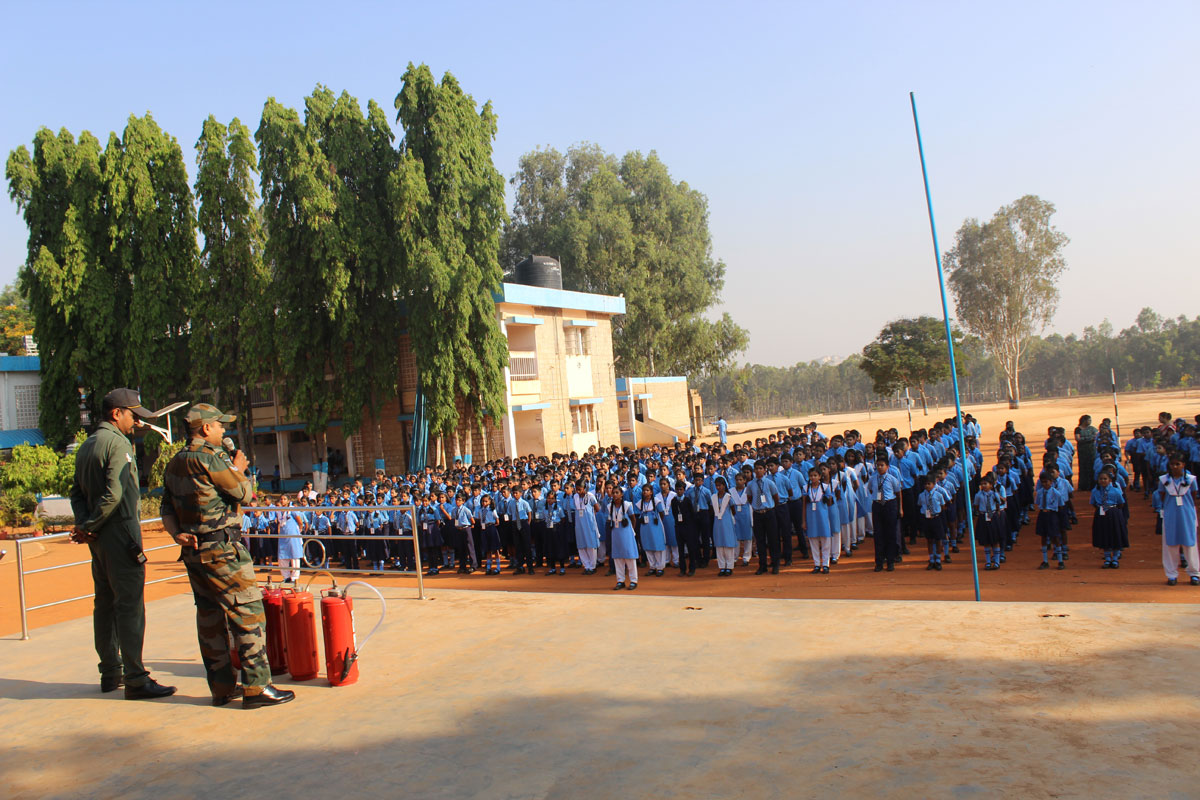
left=701, top=308, right=1199, bottom=422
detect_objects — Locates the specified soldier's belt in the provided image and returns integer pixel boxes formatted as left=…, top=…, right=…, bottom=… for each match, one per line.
left=194, top=526, right=243, bottom=544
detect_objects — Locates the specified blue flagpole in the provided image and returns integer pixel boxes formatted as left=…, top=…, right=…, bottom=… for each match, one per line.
left=909, top=92, right=981, bottom=602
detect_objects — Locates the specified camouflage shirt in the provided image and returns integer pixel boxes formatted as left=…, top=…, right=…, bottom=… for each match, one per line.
left=161, top=437, right=252, bottom=534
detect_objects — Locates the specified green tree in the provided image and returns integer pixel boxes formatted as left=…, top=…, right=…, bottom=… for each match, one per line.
left=504, top=144, right=747, bottom=377
left=859, top=316, right=962, bottom=414
left=107, top=114, right=198, bottom=407
left=194, top=115, right=272, bottom=457
left=257, top=95, right=345, bottom=456
left=393, top=64, right=509, bottom=459
left=943, top=195, right=1069, bottom=408
left=0, top=282, right=34, bottom=354
left=7, top=128, right=117, bottom=445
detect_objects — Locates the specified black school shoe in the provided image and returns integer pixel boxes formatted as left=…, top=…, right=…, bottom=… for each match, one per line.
left=243, top=685, right=295, bottom=709
left=100, top=675, right=123, bottom=693
left=627, top=582, right=637, bottom=590
left=614, top=582, right=625, bottom=590
left=874, top=564, right=883, bottom=572
left=886, top=563, right=894, bottom=572
left=1166, top=578, right=1177, bottom=586
left=125, top=678, right=176, bottom=700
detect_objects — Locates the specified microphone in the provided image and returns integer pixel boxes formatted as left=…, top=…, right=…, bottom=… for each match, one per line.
left=222, top=436, right=237, bottom=456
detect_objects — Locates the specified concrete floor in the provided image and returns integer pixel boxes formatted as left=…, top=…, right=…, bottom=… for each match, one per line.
left=2, top=588, right=1198, bottom=799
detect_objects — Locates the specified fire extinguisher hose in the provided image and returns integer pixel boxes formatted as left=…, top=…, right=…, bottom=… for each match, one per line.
left=339, top=580, right=387, bottom=681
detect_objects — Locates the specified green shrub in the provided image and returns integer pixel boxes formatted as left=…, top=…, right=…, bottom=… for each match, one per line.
left=1, top=444, right=61, bottom=497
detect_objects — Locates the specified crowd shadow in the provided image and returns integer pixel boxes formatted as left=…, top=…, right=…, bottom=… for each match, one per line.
left=5, top=639, right=1199, bottom=800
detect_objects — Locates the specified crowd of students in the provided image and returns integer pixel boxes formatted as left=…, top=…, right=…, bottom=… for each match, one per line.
left=242, top=411, right=1200, bottom=588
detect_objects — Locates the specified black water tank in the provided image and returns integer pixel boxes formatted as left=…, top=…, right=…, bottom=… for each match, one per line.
left=514, top=255, right=563, bottom=290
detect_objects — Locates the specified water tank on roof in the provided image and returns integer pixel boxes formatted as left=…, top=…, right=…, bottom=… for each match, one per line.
left=514, top=255, right=563, bottom=290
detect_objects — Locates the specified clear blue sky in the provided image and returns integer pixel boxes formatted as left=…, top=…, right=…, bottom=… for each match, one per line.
left=2, top=1, right=1197, bottom=366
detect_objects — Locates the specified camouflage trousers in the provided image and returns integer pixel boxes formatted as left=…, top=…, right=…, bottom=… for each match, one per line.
left=182, top=539, right=271, bottom=694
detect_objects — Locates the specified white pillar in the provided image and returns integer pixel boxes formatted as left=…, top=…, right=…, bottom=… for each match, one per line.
left=627, top=377, right=637, bottom=450
left=499, top=314, right=517, bottom=458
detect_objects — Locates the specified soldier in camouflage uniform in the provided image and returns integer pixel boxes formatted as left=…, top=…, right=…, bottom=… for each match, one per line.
left=161, top=403, right=295, bottom=709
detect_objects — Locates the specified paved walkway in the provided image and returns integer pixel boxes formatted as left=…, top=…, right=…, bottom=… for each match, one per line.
left=3, top=588, right=1198, bottom=799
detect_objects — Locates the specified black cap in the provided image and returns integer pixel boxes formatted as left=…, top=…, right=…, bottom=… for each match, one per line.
left=102, top=388, right=153, bottom=419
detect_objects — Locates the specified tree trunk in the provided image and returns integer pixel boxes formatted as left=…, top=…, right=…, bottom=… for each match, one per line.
left=917, top=384, right=929, bottom=415
left=1006, top=371, right=1020, bottom=409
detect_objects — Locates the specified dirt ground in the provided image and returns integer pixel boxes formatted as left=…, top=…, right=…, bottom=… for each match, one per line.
left=3, top=589, right=1198, bottom=799
left=2, top=390, right=1196, bottom=637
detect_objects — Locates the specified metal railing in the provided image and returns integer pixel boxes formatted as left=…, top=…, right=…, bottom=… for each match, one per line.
left=13, top=504, right=426, bottom=641
left=13, top=518, right=186, bottom=641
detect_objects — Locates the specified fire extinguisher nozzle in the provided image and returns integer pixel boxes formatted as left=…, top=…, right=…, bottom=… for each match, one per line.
left=341, top=651, right=358, bottom=682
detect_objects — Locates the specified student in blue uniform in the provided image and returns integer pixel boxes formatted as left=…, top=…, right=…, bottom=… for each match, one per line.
left=804, top=469, right=834, bottom=573
left=1089, top=469, right=1128, bottom=569
left=656, top=477, right=680, bottom=568
left=573, top=482, right=602, bottom=574
left=747, top=461, right=782, bottom=575
left=451, top=494, right=475, bottom=574
left=1034, top=471, right=1066, bottom=570
left=477, top=494, right=502, bottom=575
left=711, top=476, right=738, bottom=575
left=636, top=483, right=667, bottom=575
left=717, top=416, right=728, bottom=446
left=1155, top=454, right=1199, bottom=585
left=867, top=457, right=902, bottom=572
left=731, top=472, right=755, bottom=566
left=917, top=475, right=946, bottom=570
left=607, top=485, right=639, bottom=590
left=512, top=490, right=534, bottom=574
left=974, top=475, right=1004, bottom=570
left=675, top=479, right=702, bottom=576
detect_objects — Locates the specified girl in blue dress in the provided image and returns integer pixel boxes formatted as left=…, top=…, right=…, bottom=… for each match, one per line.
left=1155, top=454, right=1198, bottom=585
left=731, top=472, right=754, bottom=566
left=1089, top=469, right=1128, bottom=570
left=656, top=477, right=679, bottom=568
left=804, top=470, right=834, bottom=573
left=711, top=477, right=737, bottom=575
left=573, top=482, right=602, bottom=574
left=636, top=484, right=666, bottom=575
left=479, top=494, right=502, bottom=574
left=607, top=485, right=639, bottom=590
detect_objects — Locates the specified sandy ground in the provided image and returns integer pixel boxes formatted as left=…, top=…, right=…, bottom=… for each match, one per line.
left=3, top=390, right=1196, bottom=637
left=2, top=589, right=1198, bottom=799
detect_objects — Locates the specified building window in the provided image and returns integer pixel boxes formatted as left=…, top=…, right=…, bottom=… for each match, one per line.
left=399, top=335, right=418, bottom=390
left=565, top=327, right=590, bottom=356
left=572, top=405, right=596, bottom=434
left=14, top=384, right=39, bottom=429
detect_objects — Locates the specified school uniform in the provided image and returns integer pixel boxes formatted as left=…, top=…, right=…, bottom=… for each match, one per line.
left=730, top=486, right=755, bottom=564
left=771, top=467, right=796, bottom=563
left=804, top=484, right=834, bottom=569
left=278, top=510, right=303, bottom=581
left=676, top=492, right=703, bottom=575
left=657, top=492, right=679, bottom=566
left=608, top=499, right=639, bottom=586
left=917, top=489, right=946, bottom=565
left=573, top=492, right=602, bottom=571
left=684, top=483, right=713, bottom=566
left=1155, top=473, right=1200, bottom=581
left=711, top=492, right=737, bottom=571
left=1035, top=483, right=1066, bottom=567
left=746, top=476, right=781, bottom=573
left=1089, top=484, right=1129, bottom=562
left=511, top=496, right=534, bottom=572
left=867, top=469, right=902, bottom=569
left=634, top=498, right=667, bottom=571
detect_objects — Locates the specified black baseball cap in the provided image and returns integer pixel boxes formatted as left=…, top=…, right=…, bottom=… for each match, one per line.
left=102, top=388, right=153, bottom=419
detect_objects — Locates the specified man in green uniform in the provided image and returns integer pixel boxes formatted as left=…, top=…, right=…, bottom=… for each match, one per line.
left=161, top=403, right=294, bottom=709
left=70, top=388, right=176, bottom=699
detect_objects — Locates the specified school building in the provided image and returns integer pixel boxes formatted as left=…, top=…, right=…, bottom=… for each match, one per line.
left=0, top=355, right=45, bottom=451
left=239, top=279, right=680, bottom=485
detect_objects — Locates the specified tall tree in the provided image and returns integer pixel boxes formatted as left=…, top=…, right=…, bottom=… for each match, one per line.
left=257, top=95, right=345, bottom=450
left=504, top=144, right=748, bottom=377
left=859, top=316, right=962, bottom=414
left=7, top=128, right=117, bottom=445
left=942, top=194, right=1069, bottom=408
left=107, top=115, right=198, bottom=407
left=393, top=63, right=509, bottom=455
left=194, top=115, right=271, bottom=455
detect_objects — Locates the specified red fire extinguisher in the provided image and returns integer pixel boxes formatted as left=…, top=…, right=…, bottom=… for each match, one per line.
left=262, top=582, right=288, bottom=675
left=282, top=587, right=319, bottom=680
left=319, top=580, right=387, bottom=687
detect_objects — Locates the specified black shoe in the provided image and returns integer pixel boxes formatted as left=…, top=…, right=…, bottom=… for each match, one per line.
left=212, top=686, right=245, bottom=707
left=771, top=565, right=779, bottom=574
left=1191, top=576, right=1200, bottom=586
left=1167, top=578, right=1177, bottom=586
left=755, top=566, right=768, bottom=575
left=1057, top=562, right=1065, bottom=570
left=886, top=563, right=894, bottom=572
left=125, top=678, right=177, bottom=700
left=100, top=675, right=124, bottom=693
left=811, top=567, right=821, bottom=574
left=783, top=559, right=793, bottom=567
left=1111, top=561, right=1119, bottom=569
left=1038, top=561, right=1049, bottom=570
left=688, top=568, right=696, bottom=576
left=926, top=562, right=935, bottom=571
left=874, top=564, right=883, bottom=572
left=628, top=582, right=637, bottom=590
left=951, top=546, right=959, bottom=553
left=614, top=582, right=625, bottom=590
left=243, top=685, right=296, bottom=709
left=943, top=555, right=952, bottom=563
left=933, top=561, right=942, bottom=571
left=821, top=566, right=829, bottom=574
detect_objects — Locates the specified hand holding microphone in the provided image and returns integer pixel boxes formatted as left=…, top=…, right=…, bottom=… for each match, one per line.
left=222, top=436, right=249, bottom=473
